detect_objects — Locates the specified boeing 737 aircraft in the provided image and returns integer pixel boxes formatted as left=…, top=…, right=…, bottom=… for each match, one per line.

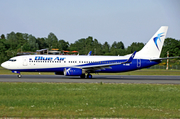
left=1, top=26, right=178, bottom=78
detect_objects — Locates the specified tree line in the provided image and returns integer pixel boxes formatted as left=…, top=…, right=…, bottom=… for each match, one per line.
left=0, top=31, right=180, bottom=64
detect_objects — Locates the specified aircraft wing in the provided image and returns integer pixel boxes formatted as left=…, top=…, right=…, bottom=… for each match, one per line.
left=80, top=51, right=136, bottom=71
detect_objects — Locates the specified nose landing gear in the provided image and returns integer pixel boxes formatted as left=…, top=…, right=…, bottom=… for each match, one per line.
left=11, top=71, right=21, bottom=78
left=17, top=73, right=22, bottom=78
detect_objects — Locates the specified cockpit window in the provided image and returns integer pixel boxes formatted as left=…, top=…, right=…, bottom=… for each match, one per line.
left=8, top=59, right=16, bottom=62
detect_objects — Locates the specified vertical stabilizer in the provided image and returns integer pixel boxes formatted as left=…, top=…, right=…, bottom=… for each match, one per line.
left=137, top=26, right=168, bottom=58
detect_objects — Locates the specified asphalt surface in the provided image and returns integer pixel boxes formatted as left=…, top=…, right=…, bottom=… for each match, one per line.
left=0, top=75, right=180, bottom=84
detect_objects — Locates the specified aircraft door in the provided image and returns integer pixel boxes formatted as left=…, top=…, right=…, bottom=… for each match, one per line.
left=23, top=57, right=28, bottom=66
left=137, top=59, right=141, bottom=68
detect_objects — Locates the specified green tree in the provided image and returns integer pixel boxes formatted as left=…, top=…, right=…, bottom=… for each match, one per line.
left=85, top=36, right=94, bottom=54
left=23, top=35, right=38, bottom=52
left=110, top=41, right=126, bottom=55
left=69, top=38, right=86, bottom=54
left=0, top=37, right=8, bottom=63
left=126, top=42, right=144, bottom=54
left=92, top=39, right=102, bottom=55
left=37, top=37, right=48, bottom=49
left=46, top=32, right=58, bottom=49
left=161, top=38, right=180, bottom=57
left=102, top=42, right=110, bottom=55
left=58, top=40, right=69, bottom=51
left=6, top=32, right=18, bottom=50
left=69, top=36, right=102, bottom=55
left=1, top=34, right=5, bottom=39
left=16, top=32, right=27, bottom=48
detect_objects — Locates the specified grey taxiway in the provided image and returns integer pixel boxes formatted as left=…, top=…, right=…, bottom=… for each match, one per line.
left=0, top=75, right=180, bottom=84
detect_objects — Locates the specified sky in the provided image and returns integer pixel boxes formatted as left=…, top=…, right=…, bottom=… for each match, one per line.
left=0, top=0, right=180, bottom=47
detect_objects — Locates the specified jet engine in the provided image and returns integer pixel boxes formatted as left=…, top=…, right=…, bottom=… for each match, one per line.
left=64, top=68, right=82, bottom=76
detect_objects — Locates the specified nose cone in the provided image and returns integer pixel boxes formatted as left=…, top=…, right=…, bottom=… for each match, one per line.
left=1, top=62, right=8, bottom=69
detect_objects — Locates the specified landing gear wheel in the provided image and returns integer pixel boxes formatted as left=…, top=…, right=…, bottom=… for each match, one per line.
left=80, top=74, right=86, bottom=78
left=17, top=74, right=21, bottom=78
left=87, top=74, right=92, bottom=79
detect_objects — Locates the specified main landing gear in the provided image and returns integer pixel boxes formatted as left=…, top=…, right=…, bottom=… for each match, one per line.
left=80, top=73, right=92, bottom=79
left=87, top=73, right=92, bottom=79
left=80, top=74, right=86, bottom=78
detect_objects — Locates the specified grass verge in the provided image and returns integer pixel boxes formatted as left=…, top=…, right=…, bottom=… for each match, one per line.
left=0, top=83, right=180, bottom=118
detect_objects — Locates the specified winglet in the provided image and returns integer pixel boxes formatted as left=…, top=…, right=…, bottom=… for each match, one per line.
left=88, top=51, right=92, bottom=56
left=124, top=51, right=136, bottom=63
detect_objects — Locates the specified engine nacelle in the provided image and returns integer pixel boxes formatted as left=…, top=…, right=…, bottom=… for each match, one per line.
left=64, top=68, right=82, bottom=76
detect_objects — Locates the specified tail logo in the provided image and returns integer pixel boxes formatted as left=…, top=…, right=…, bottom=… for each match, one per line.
left=153, top=32, right=164, bottom=50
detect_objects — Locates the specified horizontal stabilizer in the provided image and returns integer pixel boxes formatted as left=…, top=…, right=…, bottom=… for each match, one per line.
left=150, top=56, right=180, bottom=61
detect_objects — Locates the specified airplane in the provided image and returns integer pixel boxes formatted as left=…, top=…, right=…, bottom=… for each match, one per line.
left=1, top=26, right=178, bottom=78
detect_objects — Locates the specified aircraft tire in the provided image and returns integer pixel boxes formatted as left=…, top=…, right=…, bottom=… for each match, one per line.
left=87, top=74, right=92, bottom=79
left=17, top=74, right=21, bottom=78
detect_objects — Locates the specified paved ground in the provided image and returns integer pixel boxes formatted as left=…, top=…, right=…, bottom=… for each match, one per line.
left=0, top=75, right=180, bottom=84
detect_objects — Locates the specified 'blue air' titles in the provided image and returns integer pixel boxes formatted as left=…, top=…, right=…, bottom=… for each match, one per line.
left=34, top=56, right=65, bottom=61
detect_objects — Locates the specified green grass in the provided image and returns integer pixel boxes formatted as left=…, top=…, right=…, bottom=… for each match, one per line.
left=0, top=83, right=180, bottom=118
left=1, top=66, right=180, bottom=75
